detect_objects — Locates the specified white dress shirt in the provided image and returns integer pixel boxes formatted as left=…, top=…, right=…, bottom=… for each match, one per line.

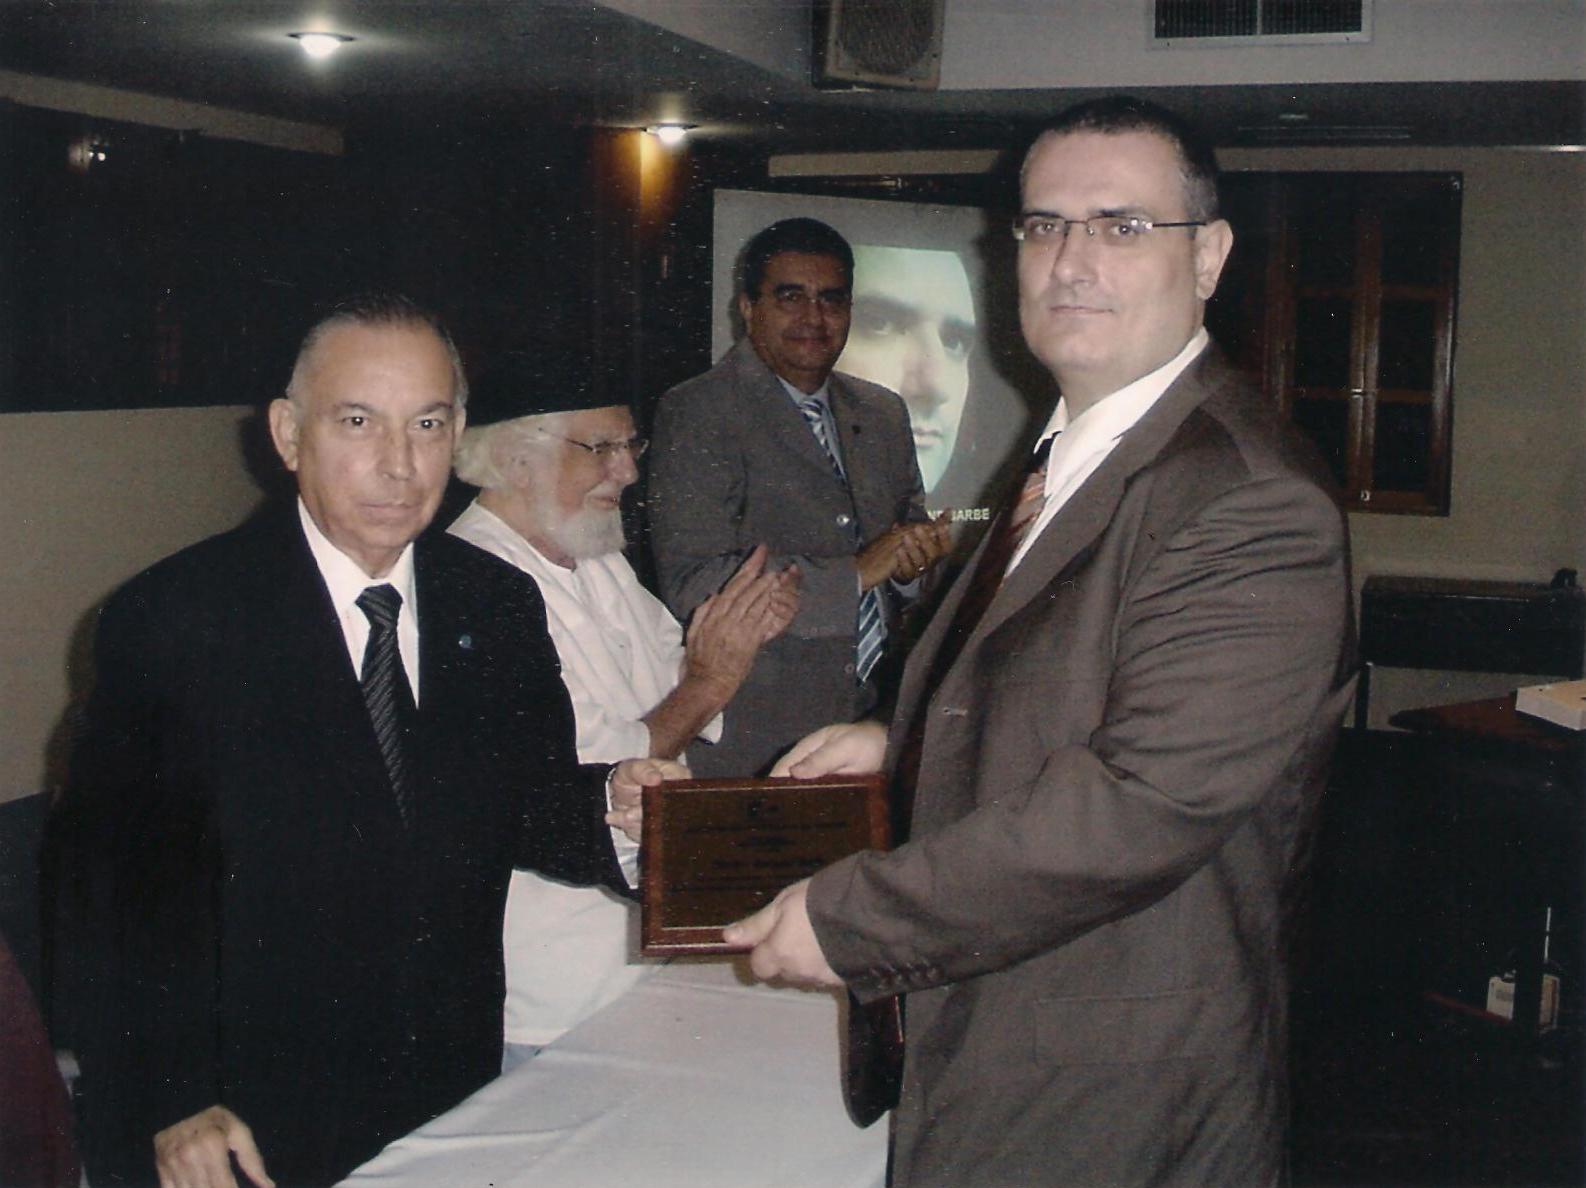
left=777, top=374, right=842, bottom=469
left=450, top=501, right=718, bottom=1044
left=298, top=498, right=419, bottom=700
left=1009, top=330, right=1209, bottom=574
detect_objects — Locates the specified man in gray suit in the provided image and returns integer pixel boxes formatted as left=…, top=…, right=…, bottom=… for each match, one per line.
left=728, top=98, right=1355, bottom=1186
left=649, top=218, right=950, bottom=777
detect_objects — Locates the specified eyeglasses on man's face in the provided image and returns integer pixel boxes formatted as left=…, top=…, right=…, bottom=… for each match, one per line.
left=1011, top=213, right=1205, bottom=250
left=544, top=432, right=650, bottom=461
left=764, top=284, right=853, bottom=315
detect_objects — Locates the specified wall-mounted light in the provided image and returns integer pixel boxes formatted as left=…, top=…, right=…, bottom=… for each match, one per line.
left=289, top=31, right=354, bottom=60
left=67, top=134, right=110, bottom=173
left=646, top=123, right=694, bottom=148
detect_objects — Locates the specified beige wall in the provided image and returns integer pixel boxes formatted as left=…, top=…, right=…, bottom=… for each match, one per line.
left=1223, top=146, right=1586, bottom=723
left=607, top=0, right=1586, bottom=90
left=0, top=406, right=264, bottom=803
left=1223, top=146, right=1586, bottom=585
left=942, top=0, right=1585, bottom=88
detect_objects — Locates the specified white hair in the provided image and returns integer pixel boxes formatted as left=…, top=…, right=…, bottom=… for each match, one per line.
left=456, top=411, right=591, bottom=488
left=455, top=412, right=626, bottom=561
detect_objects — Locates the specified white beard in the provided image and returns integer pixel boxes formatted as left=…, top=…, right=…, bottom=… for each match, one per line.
left=545, top=505, right=626, bottom=561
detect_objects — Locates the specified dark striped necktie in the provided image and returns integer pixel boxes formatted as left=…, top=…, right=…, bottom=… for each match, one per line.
left=799, top=396, right=886, bottom=684
left=356, top=583, right=416, bottom=825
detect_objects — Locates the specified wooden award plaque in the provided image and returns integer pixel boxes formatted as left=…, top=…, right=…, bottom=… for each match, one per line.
left=640, top=774, right=889, bottom=956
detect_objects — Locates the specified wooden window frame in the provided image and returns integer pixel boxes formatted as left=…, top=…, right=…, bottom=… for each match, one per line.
left=1214, top=171, right=1461, bottom=516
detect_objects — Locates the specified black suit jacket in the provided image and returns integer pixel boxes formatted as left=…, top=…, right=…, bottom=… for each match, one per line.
left=53, top=506, right=624, bottom=1186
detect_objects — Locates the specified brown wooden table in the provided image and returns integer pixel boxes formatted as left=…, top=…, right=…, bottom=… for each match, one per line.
left=1390, top=693, right=1584, bottom=757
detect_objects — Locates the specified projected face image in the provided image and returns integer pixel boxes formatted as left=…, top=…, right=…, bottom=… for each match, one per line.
left=839, top=246, right=976, bottom=493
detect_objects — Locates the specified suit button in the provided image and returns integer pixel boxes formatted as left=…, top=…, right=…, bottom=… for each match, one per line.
left=836, top=513, right=852, bottom=527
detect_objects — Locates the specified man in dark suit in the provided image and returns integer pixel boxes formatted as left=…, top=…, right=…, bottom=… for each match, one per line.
left=648, top=218, right=950, bottom=777
left=727, top=98, right=1356, bottom=1186
left=52, top=295, right=678, bottom=1188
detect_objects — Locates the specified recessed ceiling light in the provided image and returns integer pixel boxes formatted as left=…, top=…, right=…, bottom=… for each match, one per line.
left=289, top=32, right=354, bottom=60
left=646, top=123, right=695, bottom=147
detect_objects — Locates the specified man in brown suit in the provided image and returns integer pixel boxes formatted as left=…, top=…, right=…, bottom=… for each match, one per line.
left=727, top=97, right=1355, bottom=1186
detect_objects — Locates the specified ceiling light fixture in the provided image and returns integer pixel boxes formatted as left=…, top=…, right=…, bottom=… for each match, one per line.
left=646, top=123, right=694, bottom=147
left=289, top=32, right=354, bottom=60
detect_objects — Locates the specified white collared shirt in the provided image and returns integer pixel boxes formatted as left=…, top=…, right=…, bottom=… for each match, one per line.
left=449, top=501, right=722, bottom=776
left=777, top=374, right=843, bottom=472
left=1008, top=329, right=1208, bottom=574
left=450, top=500, right=693, bottom=1045
left=298, top=498, right=420, bottom=701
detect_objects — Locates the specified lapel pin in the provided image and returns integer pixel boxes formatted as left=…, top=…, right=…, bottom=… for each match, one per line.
left=458, top=633, right=474, bottom=651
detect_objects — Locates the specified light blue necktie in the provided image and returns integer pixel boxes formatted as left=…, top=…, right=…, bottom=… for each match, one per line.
left=799, top=397, right=885, bottom=684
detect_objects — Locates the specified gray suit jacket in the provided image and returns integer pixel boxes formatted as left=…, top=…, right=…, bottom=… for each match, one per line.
left=807, top=348, right=1356, bottom=1188
left=649, top=339, right=927, bottom=777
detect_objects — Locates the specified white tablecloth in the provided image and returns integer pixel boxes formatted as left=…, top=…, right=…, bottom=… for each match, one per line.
left=340, top=958, right=889, bottom=1188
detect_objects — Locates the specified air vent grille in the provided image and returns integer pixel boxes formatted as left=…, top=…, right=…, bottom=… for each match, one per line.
left=1154, top=0, right=1369, bottom=43
left=837, top=0, right=938, bottom=74
left=815, top=0, right=946, bottom=90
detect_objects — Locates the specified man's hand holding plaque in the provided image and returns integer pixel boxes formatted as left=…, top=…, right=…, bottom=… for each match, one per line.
left=639, top=773, right=888, bottom=956
left=770, top=721, right=889, bottom=782
left=721, top=879, right=841, bottom=986
left=605, top=757, right=690, bottom=843
left=712, top=721, right=888, bottom=977
left=638, top=722, right=890, bottom=957
left=722, top=721, right=903, bottom=1129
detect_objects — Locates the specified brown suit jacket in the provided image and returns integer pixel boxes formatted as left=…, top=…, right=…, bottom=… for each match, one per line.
left=807, top=347, right=1356, bottom=1187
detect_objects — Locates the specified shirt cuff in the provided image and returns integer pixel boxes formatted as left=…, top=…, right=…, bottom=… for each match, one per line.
left=603, top=764, right=641, bottom=887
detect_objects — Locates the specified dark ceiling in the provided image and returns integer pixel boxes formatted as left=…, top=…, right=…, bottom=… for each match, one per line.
left=0, top=1, right=1580, bottom=153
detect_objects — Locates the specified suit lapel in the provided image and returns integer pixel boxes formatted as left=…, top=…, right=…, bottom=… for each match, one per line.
left=728, top=342, right=852, bottom=493
left=264, top=509, right=403, bottom=833
left=411, top=537, right=515, bottom=811
left=885, top=504, right=998, bottom=767
left=829, top=374, right=891, bottom=537
left=936, top=348, right=1229, bottom=684
left=411, top=538, right=464, bottom=817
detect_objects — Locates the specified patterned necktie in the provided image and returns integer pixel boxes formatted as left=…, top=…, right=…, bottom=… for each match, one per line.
left=800, top=397, right=886, bottom=684
left=998, top=432, right=1057, bottom=574
left=798, top=396, right=846, bottom=481
left=356, top=584, right=416, bottom=825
